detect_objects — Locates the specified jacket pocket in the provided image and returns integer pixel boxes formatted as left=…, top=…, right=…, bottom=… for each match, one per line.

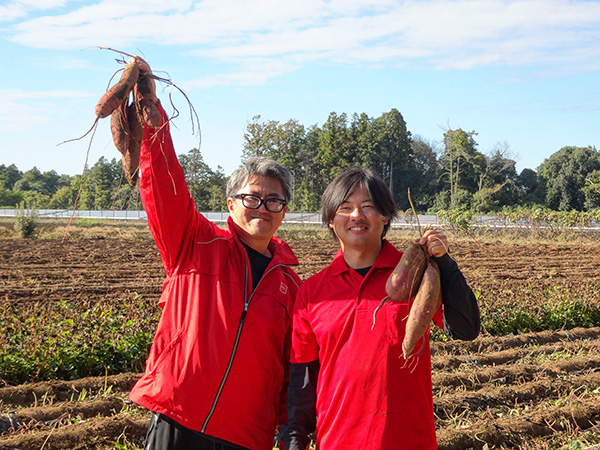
left=147, top=329, right=186, bottom=377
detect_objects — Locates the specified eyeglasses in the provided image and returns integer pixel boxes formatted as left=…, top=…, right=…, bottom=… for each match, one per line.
left=234, top=194, right=287, bottom=213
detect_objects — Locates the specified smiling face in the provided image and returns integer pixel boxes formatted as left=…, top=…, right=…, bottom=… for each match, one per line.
left=329, top=185, right=388, bottom=258
left=227, top=174, right=288, bottom=255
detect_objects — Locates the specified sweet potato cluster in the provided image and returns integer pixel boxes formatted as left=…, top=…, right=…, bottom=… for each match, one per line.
left=95, top=57, right=161, bottom=185
left=373, top=242, right=442, bottom=360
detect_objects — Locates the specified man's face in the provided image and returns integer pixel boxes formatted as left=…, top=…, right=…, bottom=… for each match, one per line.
left=329, top=185, right=388, bottom=252
left=227, top=175, right=288, bottom=248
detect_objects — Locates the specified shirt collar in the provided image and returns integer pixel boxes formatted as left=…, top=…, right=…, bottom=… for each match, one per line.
left=330, top=239, right=400, bottom=277
left=226, top=216, right=299, bottom=267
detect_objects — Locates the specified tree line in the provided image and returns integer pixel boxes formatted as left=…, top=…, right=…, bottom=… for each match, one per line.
left=1, top=108, right=599, bottom=214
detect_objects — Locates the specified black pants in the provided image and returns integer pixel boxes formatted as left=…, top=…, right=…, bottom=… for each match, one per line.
left=144, top=413, right=251, bottom=450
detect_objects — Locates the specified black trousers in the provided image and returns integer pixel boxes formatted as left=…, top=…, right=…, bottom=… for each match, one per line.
left=144, top=413, right=251, bottom=450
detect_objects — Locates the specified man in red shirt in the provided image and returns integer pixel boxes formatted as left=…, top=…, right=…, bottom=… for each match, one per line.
left=281, top=167, right=480, bottom=449
left=124, top=58, right=302, bottom=450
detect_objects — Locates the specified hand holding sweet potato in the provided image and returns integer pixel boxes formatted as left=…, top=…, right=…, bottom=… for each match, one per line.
left=96, top=56, right=161, bottom=185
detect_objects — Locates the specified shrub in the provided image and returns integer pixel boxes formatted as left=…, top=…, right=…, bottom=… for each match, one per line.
left=14, top=202, right=38, bottom=238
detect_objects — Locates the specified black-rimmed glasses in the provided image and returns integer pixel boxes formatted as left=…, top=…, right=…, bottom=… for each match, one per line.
left=234, top=194, right=287, bottom=213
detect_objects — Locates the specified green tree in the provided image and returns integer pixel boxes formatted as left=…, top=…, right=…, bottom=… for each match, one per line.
left=0, top=187, right=23, bottom=207
left=582, top=169, right=600, bottom=209
left=350, top=112, right=376, bottom=167
left=441, top=128, right=481, bottom=207
left=537, top=146, right=600, bottom=211
left=372, top=109, right=412, bottom=206
left=406, top=135, right=442, bottom=212
left=14, top=167, right=47, bottom=195
left=179, top=148, right=213, bottom=210
left=242, top=116, right=310, bottom=210
left=179, top=149, right=228, bottom=211
left=315, top=112, right=352, bottom=183
left=0, top=164, right=22, bottom=190
left=49, top=184, right=78, bottom=209
left=20, top=191, right=50, bottom=209
left=516, top=168, right=543, bottom=206
left=78, top=157, right=119, bottom=209
left=475, top=143, right=520, bottom=210
left=295, top=125, right=323, bottom=212
left=243, top=115, right=280, bottom=160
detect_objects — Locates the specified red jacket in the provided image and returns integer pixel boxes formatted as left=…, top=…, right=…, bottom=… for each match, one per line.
left=129, top=104, right=302, bottom=450
left=290, top=241, right=443, bottom=449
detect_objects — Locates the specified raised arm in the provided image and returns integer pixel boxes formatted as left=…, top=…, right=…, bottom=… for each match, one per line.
left=134, top=59, right=206, bottom=276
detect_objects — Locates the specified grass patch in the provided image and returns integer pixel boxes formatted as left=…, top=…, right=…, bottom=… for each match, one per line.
left=477, top=285, right=600, bottom=336
left=0, top=295, right=156, bottom=385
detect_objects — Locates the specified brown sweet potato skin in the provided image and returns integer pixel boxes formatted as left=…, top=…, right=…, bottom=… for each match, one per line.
left=402, top=258, right=441, bottom=360
left=109, top=100, right=142, bottom=186
left=134, top=75, right=161, bottom=127
left=95, top=62, right=140, bottom=118
left=99, top=56, right=159, bottom=185
left=110, top=101, right=128, bottom=153
left=385, top=242, right=427, bottom=302
left=372, top=242, right=428, bottom=329
left=123, top=102, right=142, bottom=185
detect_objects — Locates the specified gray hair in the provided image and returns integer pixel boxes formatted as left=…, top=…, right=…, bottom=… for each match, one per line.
left=226, top=157, right=294, bottom=202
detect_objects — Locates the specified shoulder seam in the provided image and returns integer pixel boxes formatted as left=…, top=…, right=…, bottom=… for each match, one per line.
left=283, top=270, right=301, bottom=289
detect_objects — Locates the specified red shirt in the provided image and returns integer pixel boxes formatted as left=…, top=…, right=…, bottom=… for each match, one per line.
left=290, top=241, right=442, bottom=449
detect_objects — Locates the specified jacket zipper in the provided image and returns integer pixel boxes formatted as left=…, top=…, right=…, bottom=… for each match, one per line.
left=201, top=249, right=295, bottom=432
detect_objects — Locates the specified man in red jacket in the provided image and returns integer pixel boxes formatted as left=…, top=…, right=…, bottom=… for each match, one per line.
left=126, top=58, right=302, bottom=450
left=281, top=167, right=480, bottom=449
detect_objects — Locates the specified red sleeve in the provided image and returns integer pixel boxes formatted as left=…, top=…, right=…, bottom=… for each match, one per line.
left=278, top=321, right=293, bottom=425
left=139, top=101, right=209, bottom=276
left=432, top=303, right=444, bottom=329
left=290, top=286, right=319, bottom=364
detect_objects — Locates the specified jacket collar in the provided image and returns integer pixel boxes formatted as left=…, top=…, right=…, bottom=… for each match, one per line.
left=226, top=216, right=299, bottom=267
left=330, top=239, right=400, bottom=277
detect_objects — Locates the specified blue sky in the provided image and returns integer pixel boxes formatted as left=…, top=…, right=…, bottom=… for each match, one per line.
left=1, top=0, right=599, bottom=178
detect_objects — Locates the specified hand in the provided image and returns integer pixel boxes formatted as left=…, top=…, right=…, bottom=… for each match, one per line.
left=129, top=56, right=156, bottom=98
left=129, top=56, right=160, bottom=127
left=418, top=227, right=449, bottom=258
left=131, top=56, right=152, bottom=75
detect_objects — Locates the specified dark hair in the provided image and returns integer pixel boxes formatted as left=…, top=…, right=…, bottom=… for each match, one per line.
left=321, top=167, right=398, bottom=239
left=226, top=157, right=294, bottom=202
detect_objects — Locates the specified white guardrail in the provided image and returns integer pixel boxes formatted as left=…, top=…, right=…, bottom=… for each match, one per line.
left=0, top=209, right=436, bottom=228
left=0, top=209, right=598, bottom=231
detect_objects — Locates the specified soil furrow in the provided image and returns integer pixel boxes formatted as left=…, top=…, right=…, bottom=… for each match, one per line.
left=432, top=327, right=600, bottom=356
left=0, top=373, right=141, bottom=407
left=0, top=415, right=148, bottom=450
left=436, top=399, right=600, bottom=450
left=434, top=371, right=600, bottom=420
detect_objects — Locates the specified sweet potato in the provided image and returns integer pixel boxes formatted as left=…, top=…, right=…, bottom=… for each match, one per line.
left=95, top=62, right=140, bottom=119
left=371, top=242, right=427, bottom=329
left=110, top=100, right=129, bottom=154
left=123, top=102, right=143, bottom=185
left=134, top=74, right=161, bottom=127
left=109, top=100, right=142, bottom=185
left=386, top=242, right=427, bottom=302
left=402, top=258, right=441, bottom=360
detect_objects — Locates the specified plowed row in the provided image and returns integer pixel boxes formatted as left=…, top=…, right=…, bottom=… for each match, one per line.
left=1, top=231, right=600, bottom=449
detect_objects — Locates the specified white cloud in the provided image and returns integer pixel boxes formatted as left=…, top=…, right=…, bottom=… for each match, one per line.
left=0, top=0, right=72, bottom=22
left=6, top=0, right=600, bottom=84
left=0, top=4, right=27, bottom=21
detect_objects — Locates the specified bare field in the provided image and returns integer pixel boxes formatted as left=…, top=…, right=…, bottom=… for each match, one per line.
left=1, top=226, right=599, bottom=449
